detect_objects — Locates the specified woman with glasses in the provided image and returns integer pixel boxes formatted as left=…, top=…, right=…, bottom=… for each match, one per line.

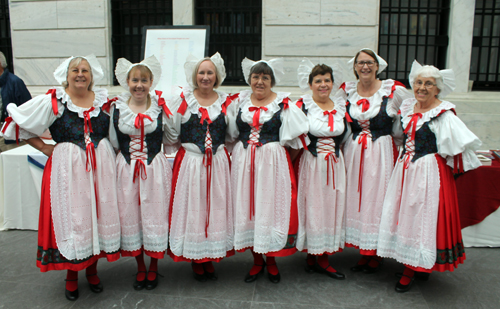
left=342, top=48, right=411, bottom=274
left=377, top=61, right=481, bottom=292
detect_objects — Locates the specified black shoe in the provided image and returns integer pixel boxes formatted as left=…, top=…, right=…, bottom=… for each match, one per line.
left=315, top=264, right=346, bottom=280
left=205, top=270, right=218, bottom=281
left=267, top=271, right=281, bottom=283
left=396, top=271, right=430, bottom=281
left=193, top=271, right=207, bottom=282
left=89, top=282, right=103, bottom=293
left=363, top=259, right=383, bottom=274
left=244, top=263, right=265, bottom=283
left=305, top=262, right=316, bottom=273
left=145, top=271, right=159, bottom=290
left=65, top=289, right=79, bottom=301
left=350, top=264, right=366, bottom=272
left=395, top=275, right=414, bottom=293
left=86, top=273, right=103, bottom=293
left=133, top=271, right=147, bottom=290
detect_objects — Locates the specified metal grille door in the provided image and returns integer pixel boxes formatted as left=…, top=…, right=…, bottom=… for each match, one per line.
left=470, top=0, right=500, bottom=90
left=111, top=0, right=173, bottom=84
left=378, top=0, right=450, bottom=86
left=0, top=0, right=13, bottom=72
left=195, top=0, right=262, bottom=85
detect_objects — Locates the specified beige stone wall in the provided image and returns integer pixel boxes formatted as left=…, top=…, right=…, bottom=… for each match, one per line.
left=9, top=0, right=112, bottom=86
left=262, top=0, right=380, bottom=86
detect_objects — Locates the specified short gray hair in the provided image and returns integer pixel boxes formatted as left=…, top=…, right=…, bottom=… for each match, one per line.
left=0, top=51, right=7, bottom=68
left=191, top=58, right=222, bottom=89
left=414, top=65, right=444, bottom=92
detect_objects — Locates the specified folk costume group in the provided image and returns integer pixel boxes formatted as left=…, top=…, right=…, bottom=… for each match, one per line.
left=0, top=47, right=482, bottom=301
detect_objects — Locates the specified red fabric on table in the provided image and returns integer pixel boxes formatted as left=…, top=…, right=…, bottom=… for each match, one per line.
left=455, top=165, right=500, bottom=228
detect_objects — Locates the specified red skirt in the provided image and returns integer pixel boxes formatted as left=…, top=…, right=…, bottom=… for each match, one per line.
left=36, top=157, right=120, bottom=272
left=406, top=154, right=466, bottom=273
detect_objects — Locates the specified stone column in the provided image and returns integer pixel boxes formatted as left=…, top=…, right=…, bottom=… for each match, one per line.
left=446, top=0, right=476, bottom=93
left=173, top=0, right=194, bottom=25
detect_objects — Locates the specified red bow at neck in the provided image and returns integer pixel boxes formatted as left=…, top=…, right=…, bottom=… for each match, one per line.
left=357, top=99, right=370, bottom=113
left=248, top=106, right=268, bottom=129
left=134, top=113, right=153, bottom=152
left=323, top=110, right=337, bottom=132
left=199, top=107, right=212, bottom=125
left=404, top=113, right=423, bottom=142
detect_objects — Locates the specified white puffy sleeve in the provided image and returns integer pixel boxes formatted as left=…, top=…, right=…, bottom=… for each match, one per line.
left=1, top=91, right=64, bottom=140
left=108, top=104, right=119, bottom=150
left=388, top=85, right=412, bottom=146
left=280, top=102, right=310, bottom=149
left=430, top=110, right=482, bottom=172
left=225, top=94, right=240, bottom=149
left=162, top=91, right=182, bottom=154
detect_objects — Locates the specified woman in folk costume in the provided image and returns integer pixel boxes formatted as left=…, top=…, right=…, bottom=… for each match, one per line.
left=230, top=58, right=309, bottom=283
left=377, top=61, right=481, bottom=292
left=108, top=56, right=173, bottom=290
left=0, top=55, right=121, bottom=301
left=342, top=48, right=411, bottom=273
left=294, top=59, right=348, bottom=280
left=166, top=52, right=235, bottom=282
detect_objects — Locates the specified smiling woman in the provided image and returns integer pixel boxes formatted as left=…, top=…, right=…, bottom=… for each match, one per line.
left=377, top=60, right=482, bottom=292
left=341, top=48, right=412, bottom=274
left=108, top=55, right=173, bottom=291
left=0, top=55, right=121, bottom=301
left=165, top=52, right=236, bottom=283
left=229, top=58, right=310, bottom=284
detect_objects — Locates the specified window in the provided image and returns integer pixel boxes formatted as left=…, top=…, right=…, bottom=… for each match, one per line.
left=378, top=0, right=450, bottom=85
left=0, top=0, right=13, bottom=72
left=470, top=0, right=500, bottom=90
left=195, top=0, right=262, bottom=85
left=111, top=0, right=173, bottom=85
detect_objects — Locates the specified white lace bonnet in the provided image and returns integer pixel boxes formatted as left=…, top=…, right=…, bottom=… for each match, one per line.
left=347, top=48, right=388, bottom=74
left=114, top=55, right=162, bottom=90
left=184, top=52, right=226, bottom=88
left=241, top=57, right=285, bottom=86
left=408, top=60, right=455, bottom=99
left=297, top=58, right=344, bottom=92
left=53, top=54, right=104, bottom=85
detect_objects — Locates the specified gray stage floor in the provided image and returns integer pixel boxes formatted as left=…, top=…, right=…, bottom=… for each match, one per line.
left=1, top=230, right=499, bottom=308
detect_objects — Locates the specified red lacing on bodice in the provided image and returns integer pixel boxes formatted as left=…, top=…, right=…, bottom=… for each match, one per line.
left=199, top=107, right=213, bottom=238
left=317, top=137, right=338, bottom=190
left=247, top=125, right=262, bottom=221
left=323, top=110, right=337, bottom=132
left=357, top=119, right=372, bottom=212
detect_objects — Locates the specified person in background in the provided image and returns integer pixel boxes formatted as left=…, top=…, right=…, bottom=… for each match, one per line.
left=377, top=61, right=481, bottom=292
left=0, top=51, right=31, bottom=151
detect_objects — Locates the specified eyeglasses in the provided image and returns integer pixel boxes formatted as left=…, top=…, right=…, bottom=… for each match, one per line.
left=355, top=61, right=376, bottom=67
left=413, top=80, right=437, bottom=89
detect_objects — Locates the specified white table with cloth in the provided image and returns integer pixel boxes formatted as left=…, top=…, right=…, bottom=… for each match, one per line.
left=0, top=143, right=175, bottom=230
left=0, top=144, right=51, bottom=230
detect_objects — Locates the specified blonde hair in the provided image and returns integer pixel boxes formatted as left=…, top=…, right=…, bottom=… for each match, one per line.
left=62, top=57, right=94, bottom=90
left=127, top=65, right=153, bottom=109
left=191, top=58, right=221, bottom=89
